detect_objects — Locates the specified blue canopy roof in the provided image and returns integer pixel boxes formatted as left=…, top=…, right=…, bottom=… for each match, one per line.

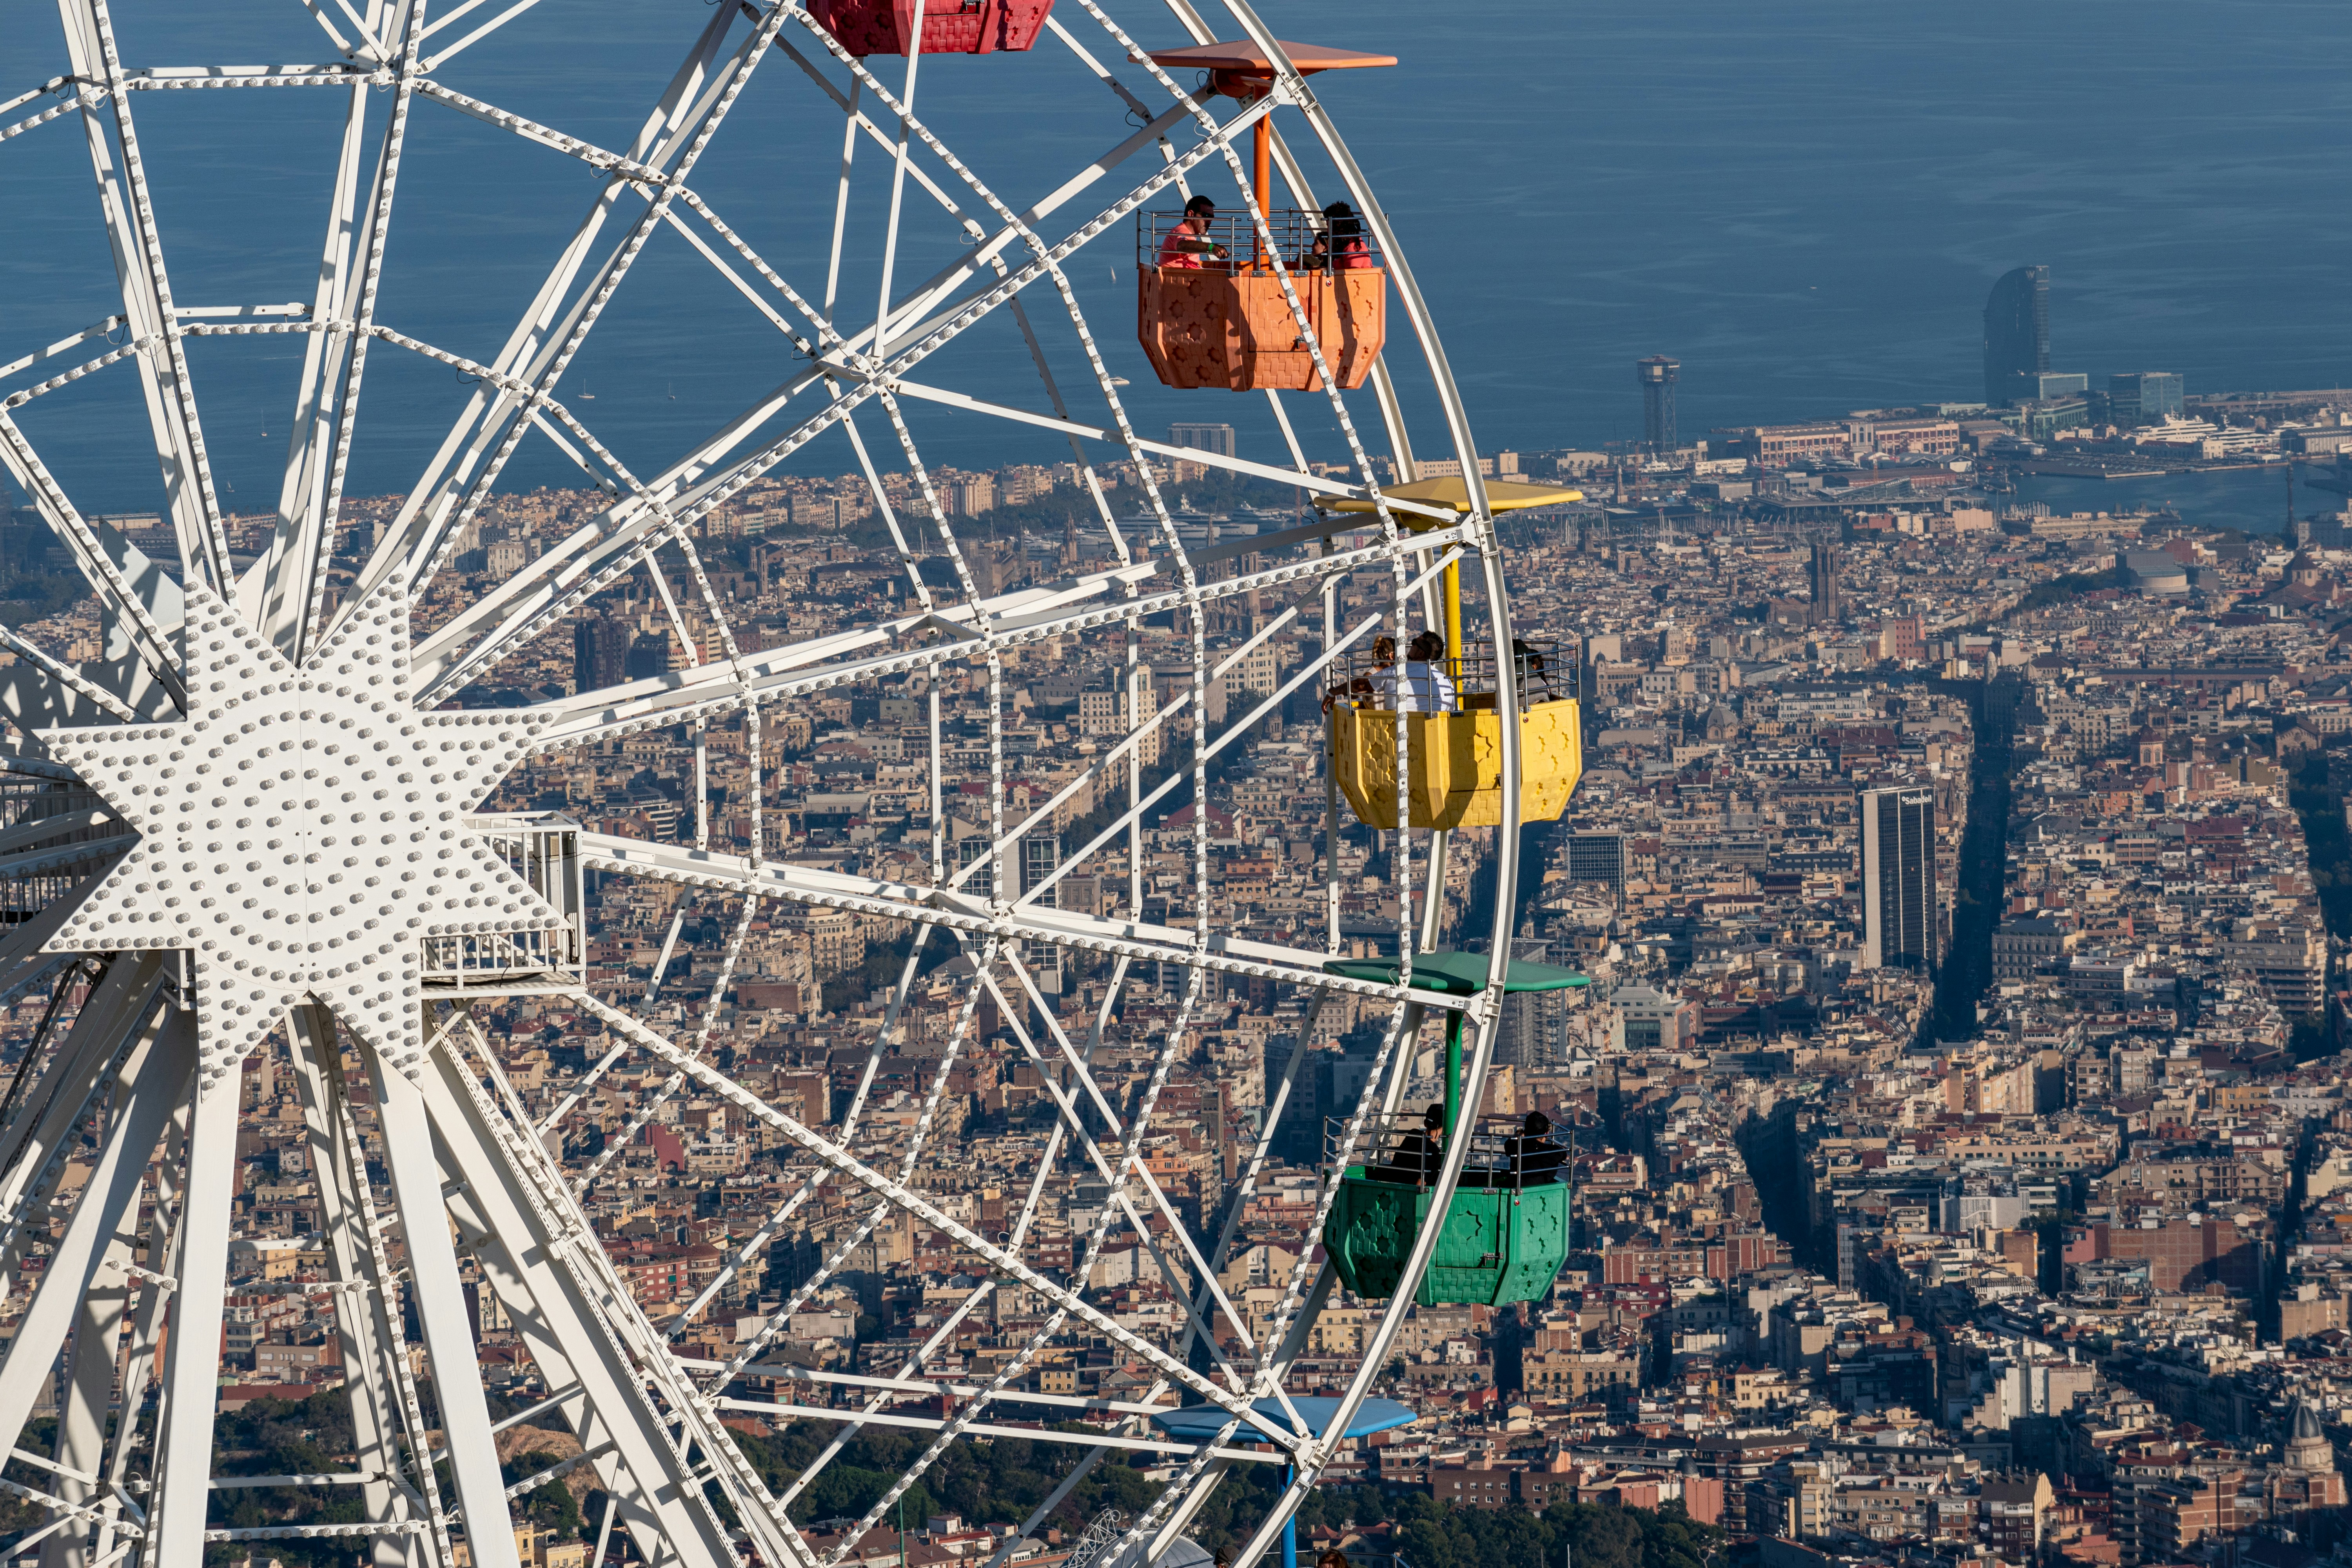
left=1149, top=1396, right=1418, bottom=1442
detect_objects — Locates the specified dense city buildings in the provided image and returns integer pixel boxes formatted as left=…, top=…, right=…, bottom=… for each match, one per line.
left=9, top=361, right=2352, bottom=1568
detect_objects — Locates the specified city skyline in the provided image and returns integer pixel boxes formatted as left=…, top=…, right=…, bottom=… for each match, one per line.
left=0, top=8, right=2347, bottom=1568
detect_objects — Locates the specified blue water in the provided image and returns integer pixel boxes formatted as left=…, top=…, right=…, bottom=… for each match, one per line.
left=2017, top=465, right=2329, bottom=538
left=4, top=1, right=2350, bottom=520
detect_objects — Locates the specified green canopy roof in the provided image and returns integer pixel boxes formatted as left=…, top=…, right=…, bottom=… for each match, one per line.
left=1320, top=947, right=1589, bottom=996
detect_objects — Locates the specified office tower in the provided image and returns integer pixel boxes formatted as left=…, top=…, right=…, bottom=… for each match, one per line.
left=625, top=630, right=673, bottom=681
left=1636, top=356, right=1679, bottom=457
left=1982, top=264, right=2049, bottom=406
left=1563, top=831, right=1627, bottom=909
left=1861, top=787, right=1937, bottom=972
left=957, top=833, right=990, bottom=887
left=1021, top=833, right=1062, bottom=990
left=2107, top=372, right=2184, bottom=427
left=2011, top=370, right=2088, bottom=405
left=1496, top=938, right=1570, bottom=1068
left=1169, top=422, right=1238, bottom=459
left=573, top=615, right=628, bottom=692
left=1808, top=538, right=1842, bottom=624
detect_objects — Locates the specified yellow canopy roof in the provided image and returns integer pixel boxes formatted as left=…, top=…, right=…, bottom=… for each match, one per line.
left=1324, top=477, right=1584, bottom=518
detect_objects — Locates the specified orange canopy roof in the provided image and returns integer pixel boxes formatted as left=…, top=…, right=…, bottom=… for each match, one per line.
left=1139, top=39, right=1397, bottom=76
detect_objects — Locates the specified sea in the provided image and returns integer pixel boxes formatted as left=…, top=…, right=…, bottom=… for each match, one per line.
left=3, top=0, right=2349, bottom=527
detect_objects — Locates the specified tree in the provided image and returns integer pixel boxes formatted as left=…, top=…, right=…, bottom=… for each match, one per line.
left=1326, top=1497, right=1723, bottom=1568
left=507, top=1450, right=587, bottom=1538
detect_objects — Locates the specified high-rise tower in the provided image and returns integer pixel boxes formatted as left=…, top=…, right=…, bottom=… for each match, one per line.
left=572, top=615, right=628, bottom=693
left=1982, top=265, right=2050, bottom=406
left=2107, top=372, right=2184, bottom=427
left=1862, top=787, right=1937, bottom=972
left=1169, top=421, right=1238, bottom=458
left=1808, top=538, right=1842, bottom=624
left=1496, top=938, right=1570, bottom=1067
left=1563, top=831, right=1627, bottom=909
left=1637, top=356, right=1679, bottom=457
left=1022, top=833, right=1063, bottom=991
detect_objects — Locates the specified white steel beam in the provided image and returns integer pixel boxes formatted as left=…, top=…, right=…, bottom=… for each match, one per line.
left=576, top=831, right=1463, bottom=1011
left=573, top=995, right=1300, bottom=1450
left=518, top=521, right=1466, bottom=758
left=288, top=1005, right=421, bottom=1563
left=403, top=93, right=1277, bottom=697
left=56, top=0, right=231, bottom=592
left=246, top=52, right=377, bottom=652
left=352, top=6, right=741, bottom=608
left=354, top=8, right=779, bottom=617
left=119, top=1013, right=219, bottom=1568
left=411, top=1043, right=774, bottom=1568
left=44, top=1234, right=130, bottom=1568
left=368, top=1058, right=521, bottom=1568
left=0, top=956, right=168, bottom=1301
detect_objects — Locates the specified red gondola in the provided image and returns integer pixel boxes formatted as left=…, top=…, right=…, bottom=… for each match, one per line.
left=809, top=0, right=1053, bottom=57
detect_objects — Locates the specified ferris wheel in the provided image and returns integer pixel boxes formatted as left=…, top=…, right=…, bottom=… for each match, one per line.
left=0, top=5, right=1588, bottom=1568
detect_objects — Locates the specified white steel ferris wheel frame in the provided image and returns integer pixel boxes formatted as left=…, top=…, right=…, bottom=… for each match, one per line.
left=0, top=3, right=1534, bottom=1568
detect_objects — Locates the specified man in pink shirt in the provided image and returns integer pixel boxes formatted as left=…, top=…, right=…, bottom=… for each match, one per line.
left=1158, top=193, right=1229, bottom=270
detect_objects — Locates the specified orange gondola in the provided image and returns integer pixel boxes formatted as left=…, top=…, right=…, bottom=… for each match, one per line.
left=1133, top=40, right=1394, bottom=392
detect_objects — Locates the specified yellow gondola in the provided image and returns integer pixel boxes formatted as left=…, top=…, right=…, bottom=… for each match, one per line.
left=1323, top=477, right=1586, bottom=829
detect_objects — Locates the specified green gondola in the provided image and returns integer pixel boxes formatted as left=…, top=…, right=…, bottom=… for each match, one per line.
left=1319, top=949, right=1587, bottom=1307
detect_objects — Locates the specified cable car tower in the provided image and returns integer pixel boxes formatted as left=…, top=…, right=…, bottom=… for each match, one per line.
left=0, top=3, right=1588, bottom=1568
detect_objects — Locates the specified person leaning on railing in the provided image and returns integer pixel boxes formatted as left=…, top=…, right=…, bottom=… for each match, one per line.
left=1323, top=633, right=1394, bottom=713
left=1513, top=636, right=1560, bottom=702
left=1157, top=193, right=1230, bottom=270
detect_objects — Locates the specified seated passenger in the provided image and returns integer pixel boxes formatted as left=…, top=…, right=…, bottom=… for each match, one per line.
left=1371, top=1103, right=1446, bottom=1185
left=1509, top=1111, right=1566, bottom=1186
left=1373, top=630, right=1458, bottom=714
left=1326, top=201, right=1375, bottom=269
left=1298, top=201, right=1374, bottom=272
left=1324, top=634, right=1394, bottom=713
left=1513, top=637, right=1559, bottom=701
left=1157, top=194, right=1230, bottom=270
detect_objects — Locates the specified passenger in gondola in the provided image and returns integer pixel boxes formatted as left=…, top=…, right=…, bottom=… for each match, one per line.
left=1374, top=630, right=1457, bottom=713
left=1509, top=1111, right=1566, bottom=1186
left=1324, top=633, right=1396, bottom=713
left=1372, top=1103, right=1446, bottom=1185
left=1299, top=201, right=1374, bottom=272
left=1513, top=637, right=1558, bottom=701
left=1158, top=194, right=1231, bottom=270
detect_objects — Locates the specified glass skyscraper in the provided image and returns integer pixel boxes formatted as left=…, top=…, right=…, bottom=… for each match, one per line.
left=1982, top=264, right=2050, bottom=407
left=2108, top=372, right=2185, bottom=426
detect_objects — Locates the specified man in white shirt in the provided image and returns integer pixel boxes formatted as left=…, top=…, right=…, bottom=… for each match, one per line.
left=1373, top=630, right=1458, bottom=713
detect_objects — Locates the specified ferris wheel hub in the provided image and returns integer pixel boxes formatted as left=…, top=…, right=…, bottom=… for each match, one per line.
left=40, top=577, right=563, bottom=1087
